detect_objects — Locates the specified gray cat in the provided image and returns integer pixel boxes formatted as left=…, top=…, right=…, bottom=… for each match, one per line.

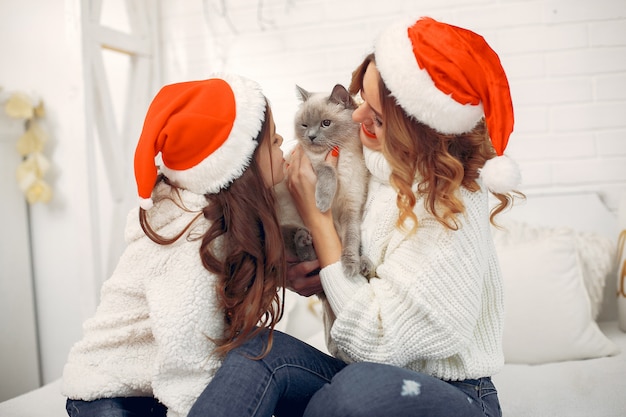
left=275, top=83, right=369, bottom=277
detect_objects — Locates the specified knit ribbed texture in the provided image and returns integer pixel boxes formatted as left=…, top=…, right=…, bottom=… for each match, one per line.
left=320, top=149, right=504, bottom=381
left=62, top=182, right=223, bottom=417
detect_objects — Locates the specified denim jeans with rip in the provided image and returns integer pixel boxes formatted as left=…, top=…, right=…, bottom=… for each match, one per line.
left=303, top=362, right=503, bottom=417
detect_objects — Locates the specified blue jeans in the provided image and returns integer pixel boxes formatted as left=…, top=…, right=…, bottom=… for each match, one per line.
left=303, top=362, right=502, bottom=417
left=66, top=397, right=167, bottom=417
left=188, top=330, right=347, bottom=417
left=189, top=330, right=501, bottom=417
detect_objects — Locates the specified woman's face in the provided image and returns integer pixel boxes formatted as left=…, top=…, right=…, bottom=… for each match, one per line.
left=352, top=62, right=385, bottom=151
left=256, top=110, right=285, bottom=188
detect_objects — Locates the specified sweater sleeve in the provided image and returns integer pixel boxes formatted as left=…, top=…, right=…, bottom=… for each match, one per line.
left=320, top=188, right=495, bottom=368
left=143, top=237, right=223, bottom=417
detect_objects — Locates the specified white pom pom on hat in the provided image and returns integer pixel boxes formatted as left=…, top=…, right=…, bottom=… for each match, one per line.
left=133, top=74, right=267, bottom=210
left=479, top=155, right=521, bottom=195
left=374, top=16, right=521, bottom=193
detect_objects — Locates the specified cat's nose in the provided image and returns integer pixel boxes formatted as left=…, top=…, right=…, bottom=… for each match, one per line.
left=308, top=135, right=317, bottom=142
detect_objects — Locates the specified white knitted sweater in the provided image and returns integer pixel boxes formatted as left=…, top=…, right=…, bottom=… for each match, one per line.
left=62, top=183, right=223, bottom=417
left=320, top=148, right=505, bottom=381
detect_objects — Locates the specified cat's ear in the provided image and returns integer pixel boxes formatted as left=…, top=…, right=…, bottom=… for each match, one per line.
left=295, top=85, right=311, bottom=102
left=329, top=84, right=356, bottom=109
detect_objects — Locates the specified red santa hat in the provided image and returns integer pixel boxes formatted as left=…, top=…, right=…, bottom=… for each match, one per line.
left=133, top=74, right=266, bottom=209
left=374, top=16, right=521, bottom=194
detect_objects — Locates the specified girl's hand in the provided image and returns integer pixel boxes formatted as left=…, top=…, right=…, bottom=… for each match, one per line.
left=286, top=258, right=323, bottom=297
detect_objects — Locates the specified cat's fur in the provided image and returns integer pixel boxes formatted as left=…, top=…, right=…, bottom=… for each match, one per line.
left=275, top=84, right=369, bottom=277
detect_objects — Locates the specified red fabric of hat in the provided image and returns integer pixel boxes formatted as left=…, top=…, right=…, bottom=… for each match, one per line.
left=134, top=79, right=236, bottom=205
left=407, top=17, right=514, bottom=156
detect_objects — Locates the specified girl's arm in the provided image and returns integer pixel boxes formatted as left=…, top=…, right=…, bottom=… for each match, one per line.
left=286, top=145, right=341, bottom=269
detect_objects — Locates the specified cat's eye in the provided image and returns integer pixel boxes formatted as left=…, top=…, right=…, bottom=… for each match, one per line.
left=321, top=119, right=331, bottom=127
left=301, top=124, right=308, bottom=128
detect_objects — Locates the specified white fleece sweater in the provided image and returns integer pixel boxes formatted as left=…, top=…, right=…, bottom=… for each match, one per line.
left=62, top=182, right=223, bottom=417
left=320, top=147, right=505, bottom=381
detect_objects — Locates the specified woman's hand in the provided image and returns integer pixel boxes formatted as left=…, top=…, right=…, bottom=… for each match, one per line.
left=286, top=146, right=342, bottom=271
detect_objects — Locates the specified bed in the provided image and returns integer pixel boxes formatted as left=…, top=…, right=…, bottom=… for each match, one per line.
left=1, top=191, right=625, bottom=416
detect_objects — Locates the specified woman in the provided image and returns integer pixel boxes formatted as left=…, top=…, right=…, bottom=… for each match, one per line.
left=62, top=74, right=293, bottom=417
left=290, top=16, right=521, bottom=416
left=190, top=16, right=521, bottom=417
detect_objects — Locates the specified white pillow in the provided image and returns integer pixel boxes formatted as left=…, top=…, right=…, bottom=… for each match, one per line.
left=495, top=227, right=619, bottom=364
left=574, top=231, right=616, bottom=318
left=492, top=220, right=614, bottom=319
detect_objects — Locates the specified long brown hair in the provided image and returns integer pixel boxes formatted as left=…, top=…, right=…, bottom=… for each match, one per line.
left=350, top=53, right=521, bottom=232
left=139, top=103, right=285, bottom=357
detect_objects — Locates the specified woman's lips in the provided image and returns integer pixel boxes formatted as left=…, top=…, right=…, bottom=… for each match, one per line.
left=361, top=123, right=377, bottom=139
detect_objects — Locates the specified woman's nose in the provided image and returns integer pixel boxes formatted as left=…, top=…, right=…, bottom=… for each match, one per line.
left=352, top=103, right=367, bottom=123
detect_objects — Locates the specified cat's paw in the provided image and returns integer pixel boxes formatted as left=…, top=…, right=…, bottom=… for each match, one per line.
left=316, top=195, right=332, bottom=213
left=315, top=165, right=336, bottom=212
left=294, top=228, right=317, bottom=261
left=360, top=255, right=375, bottom=279
left=341, top=252, right=361, bottom=277
left=315, top=184, right=334, bottom=212
left=294, top=227, right=312, bottom=246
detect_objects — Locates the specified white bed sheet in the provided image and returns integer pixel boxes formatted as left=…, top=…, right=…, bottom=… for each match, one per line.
left=0, top=378, right=64, bottom=417
left=494, top=320, right=626, bottom=417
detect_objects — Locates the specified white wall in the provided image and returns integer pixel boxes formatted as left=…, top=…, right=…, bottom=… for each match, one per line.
left=0, top=110, right=41, bottom=401
left=0, top=0, right=98, bottom=386
left=161, top=0, right=626, bottom=214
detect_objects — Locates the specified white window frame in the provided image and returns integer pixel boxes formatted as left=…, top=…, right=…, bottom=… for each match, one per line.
left=80, top=0, right=161, bottom=290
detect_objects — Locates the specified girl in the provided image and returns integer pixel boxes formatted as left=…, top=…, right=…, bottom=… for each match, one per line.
left=62, top=74, right=290, bottom=417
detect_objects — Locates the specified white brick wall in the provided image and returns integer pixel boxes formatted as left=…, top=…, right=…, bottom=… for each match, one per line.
left=160, top=0, right=626, bottom=213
